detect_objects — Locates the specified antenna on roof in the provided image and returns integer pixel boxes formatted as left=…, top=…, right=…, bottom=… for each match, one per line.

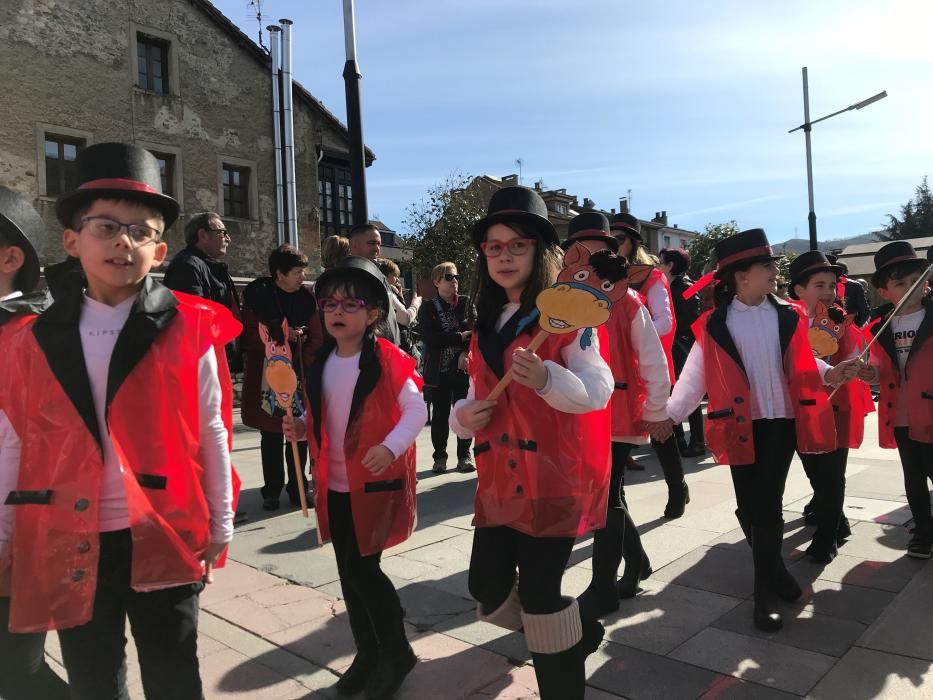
left=515, top=158, right=524, bottom=185
left=249, top=0, right=267, bottom=51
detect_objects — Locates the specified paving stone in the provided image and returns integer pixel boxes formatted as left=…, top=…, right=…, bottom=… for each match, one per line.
left=201, top=648, right=314, bottom=699
left=810, top=646, right=933, bottom=699
left=698, top=674, right=799, bottom=700
left=601, top=579, right=742, bottom=655
left=586, top=640, right=724, bottom=700
left=791, top=578, right=897, bottom=626
left=651, top=545, right=753, bottom=599
left=266, top=613, right=357, bottom=674
left=712, top=600, right=866, bottom=657
left=201, top=560, right=286, bottom=605
left=465, top=663, right=540, bottom=699
left=637, top=522, right=724, bottom=570
left=434, top=610, right=531, bottom=665
left=858, top=564, right=933, bottom=661
left=829, top=520, right=912, bottom=563
left=397, top=581, right=477, bottom=631
left=789, top=550, right=923, bottom=593
left=669, top=627, right=836, bottom=695
left=205, top=584, right=344, bottom=637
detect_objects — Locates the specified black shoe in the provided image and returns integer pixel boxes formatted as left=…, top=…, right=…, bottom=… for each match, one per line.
left=617, top=551, right=652, bottom=599
left=774, top=561, right=803, bottom=602
left=836, top=516, right=851, bottom=545
left=233, top=511, right=249, bottom=525
left=907, top=534, right=933, bottom=559
left=803, top=500, right=818, bottom=526
left=289, top=488, right=315, bottom=508
left=364, top=645, right=417, bottom=699
left=336, top=650, right=378, bottom=696
left=682, top=442, right=707, bottom=458
left=577, top=584, right=619, bottom=619
left=626, top=456, right=645, bottom=471
left=432, top=459, right=448, bottom=474
left=753, top=597, right=783, bottom=632
left=751, top=525, right=784, bottom=632
left=456, top=457, right=476, bottom=473
left=664, top=481, right=690, bottom=519
left=262, top=498, right=280, bottom=511
left=806, top=537, right=838, bottom=563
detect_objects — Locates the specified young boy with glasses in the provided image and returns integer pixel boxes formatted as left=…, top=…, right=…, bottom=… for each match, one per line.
left=0, top=143, right=239, bottom=699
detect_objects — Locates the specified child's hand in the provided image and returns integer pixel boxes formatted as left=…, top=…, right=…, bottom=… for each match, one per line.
left=362, top=445, right=395, bottom=475
left=456, top=400, right=497, bottom=433
left=511, top=347, right=548, bottom=391
left=644, top=419, right=674, bottom=443
left=856, top=361, right=879, bottom=383
left=826, top=358, right=858, bottom=386
left=201, top=541, right=228, bottom=584
left=282, top=414, right=306, bottom=441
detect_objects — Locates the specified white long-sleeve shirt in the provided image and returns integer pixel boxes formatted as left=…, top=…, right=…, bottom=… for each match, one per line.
left=450, top=303, right=613, bottom=438
left=322, top=349, right=428, bottom=492
left=0, top=293, right=234, bottom=550
left=644, top=278, right=674, bottom=338
left=391, top=293, right=422, bottom=327
left=668, top=297, right=831, bottom=424
left=618, top=302, right=670, bottom=443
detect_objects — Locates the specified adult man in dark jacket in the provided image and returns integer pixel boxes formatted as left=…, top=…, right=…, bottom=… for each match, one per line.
left=660, top=248, right=706, bottom=456
left=827, top=256, right=870, bottom=326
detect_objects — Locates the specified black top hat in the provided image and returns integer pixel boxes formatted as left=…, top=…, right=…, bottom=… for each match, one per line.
left=713, top=228, right=781, bottom=277
left=472, top=186, right=558, bottom=248
left=315, top=255, right=390, bottom=314
left=874, top=241, right=920, bottom=274
left=55, top=143, right=180, bottom=230
left=561, top=212, right=619, bottom=252
left=608, top=212, right=643, bottom=244
left=788, top=250, right=842, bottom=289
left=0, top=186, right=47, bottom=293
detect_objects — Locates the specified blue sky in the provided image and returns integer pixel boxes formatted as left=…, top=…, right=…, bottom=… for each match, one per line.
left=214, top=0, right=932, bottom=244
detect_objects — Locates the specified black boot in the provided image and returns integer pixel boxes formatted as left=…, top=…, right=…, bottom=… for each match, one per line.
left=684, top=407, right=707, bottom=456
left=524, top=599, right=603, bottom=700
left=364, top=589, right=416, bottom=699
left=836, top=515, right=851, bottom=544
left=616, top=508, right=652, bottom=599
left=337, top=595, right=379, bottom=696
left=653, top=436, right=689, bottom=518
left=735, top=510, right=800, bottom=602
left=578, top=508, right=624, bottom=619
left=751, top=525, right=783, bottom=632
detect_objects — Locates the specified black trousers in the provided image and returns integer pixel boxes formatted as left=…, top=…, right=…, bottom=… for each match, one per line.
left=327, top=490, right=408, bottom=653
left=430, top=371, right=471, bottom=461
left=800, top=447, right=848, bottom=529
left=895, top=427, right=933, bottom=536
left=259, top=430, right=309, bottom=500
left=0, top=597, right=69, bottom=699
left=730, top=419, right=797, bottom=528
left=57, top=530, right=203, bottom=700
left=610, top=442, right=635, bottom=507
left=672, top=340, right=705, bottom=444
left=469, top=526, right=575, bottom=615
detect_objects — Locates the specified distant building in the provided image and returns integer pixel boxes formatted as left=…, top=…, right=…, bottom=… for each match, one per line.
left=837, top=235, right=932, bottom=306
left=0, top=0, right=373, bottom=277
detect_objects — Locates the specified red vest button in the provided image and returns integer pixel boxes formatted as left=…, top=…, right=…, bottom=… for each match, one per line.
left=74, top=499, right=90, bottom=512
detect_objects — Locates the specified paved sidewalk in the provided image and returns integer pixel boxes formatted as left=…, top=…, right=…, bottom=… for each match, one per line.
left=43, top=411, right=933, bottom=698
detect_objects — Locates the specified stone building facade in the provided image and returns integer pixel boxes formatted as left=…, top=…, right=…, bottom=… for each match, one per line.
left=0, top=0, right=372, bottom=277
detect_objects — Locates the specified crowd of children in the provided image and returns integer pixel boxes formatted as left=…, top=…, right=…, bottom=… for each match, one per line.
left=0, top=140, right=929, bottom=700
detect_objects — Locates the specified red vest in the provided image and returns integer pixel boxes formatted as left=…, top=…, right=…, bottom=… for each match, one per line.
left=692, top=300, right=836, bottom=466
left=469, top=327, right=611, bottom=538
left=638, top=268, right=676, bottom=383
left=309, top=339, right=421, bottom=557
left=790, top=301, right=871, bottom=449
left=866, top=307, right=933, bottom=448
left=3, top=291, right=240, bottom=632
left=608, top=290, right=647, bottom=439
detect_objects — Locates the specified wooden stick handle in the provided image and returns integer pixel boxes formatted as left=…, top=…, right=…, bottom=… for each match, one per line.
left=485, top=329, right=549, bottom=401
left=289, top=437, right=309, bottom=518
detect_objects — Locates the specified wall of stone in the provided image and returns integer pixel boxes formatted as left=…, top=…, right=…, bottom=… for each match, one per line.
left=0, top=0, right=352, bottom=277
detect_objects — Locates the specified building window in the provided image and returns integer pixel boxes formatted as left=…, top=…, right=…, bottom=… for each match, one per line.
left=318, top=161, right=353, bottom=236
left=151, top=152, right=176, bottom=198
left=555, top=203, right=568, bottom=215
left=44, top=135, right=85, bottom=197
left=381, top=230, right=396, bottom=246
left=137, top=34, right=169, bottom=94
left=663, top=235, right=672, bottom=249
left=222, top=164, right=250, bottom=219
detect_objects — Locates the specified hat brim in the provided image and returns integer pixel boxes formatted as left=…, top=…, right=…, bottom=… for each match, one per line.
left=788, top=264, right=843, bottom=289
left=472, top=211, right=559, bottom=248
left=315, top=261, right=390, bottom=313
left=561, top=234, right=620, bottom=252
left=610, top=227, right=643, bottom=244
left=714, top=254, right=783, bottom=279
left=56, top=188, right=180, bottom=230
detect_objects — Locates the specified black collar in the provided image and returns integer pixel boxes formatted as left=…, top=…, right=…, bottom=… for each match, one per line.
left=477, top=305, right=535, bottom=380
left=32, top=276, right=178, bottom=446
left=0, top=289, right=51, bottom=324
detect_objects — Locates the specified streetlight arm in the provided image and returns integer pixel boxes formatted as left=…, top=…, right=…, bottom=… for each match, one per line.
left=788, top=90, right=887, bottom=133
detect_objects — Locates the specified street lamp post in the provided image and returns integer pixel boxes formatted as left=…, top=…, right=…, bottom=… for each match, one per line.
left=342, top=0, right=368, bottom=227
left=788, top=67, right=887, bottom=251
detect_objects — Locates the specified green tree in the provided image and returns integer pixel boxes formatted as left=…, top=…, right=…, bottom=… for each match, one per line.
left=883, top=176, right=933, bottom=240
left=404, top=174, right=484, bottom=294
left=686, top=221, right=740, bottom=278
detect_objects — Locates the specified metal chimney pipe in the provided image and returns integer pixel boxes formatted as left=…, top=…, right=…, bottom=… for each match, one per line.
left=268, top=25, right=285, bottom=245
left=279, top=18, right=299, bottom=248
left=342, top=0, right=368, bottom=226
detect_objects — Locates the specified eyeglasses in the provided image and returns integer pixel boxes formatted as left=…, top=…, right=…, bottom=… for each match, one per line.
left=479, top=238, right=535, bottom=258
left=319, top=297, right=370, bottom=313
left=79, top=216, right=162, bottom=244
left=443, top=273, right=460, bottom=282
left=207, top=228, right=230, bottom=238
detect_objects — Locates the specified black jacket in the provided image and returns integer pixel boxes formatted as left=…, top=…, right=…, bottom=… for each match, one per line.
left=843, top=278, right=871, bottom=327
left=417, top=295, right=475, bottom=386
left=163, top=245, right=241, bottom=314
left=670, top=273, right=701, bottom=346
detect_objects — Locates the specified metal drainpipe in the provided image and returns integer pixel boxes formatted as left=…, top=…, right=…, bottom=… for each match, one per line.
left=279, top=19, right=299, bottom=249
left=268, top=25, right=285, bottom=246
